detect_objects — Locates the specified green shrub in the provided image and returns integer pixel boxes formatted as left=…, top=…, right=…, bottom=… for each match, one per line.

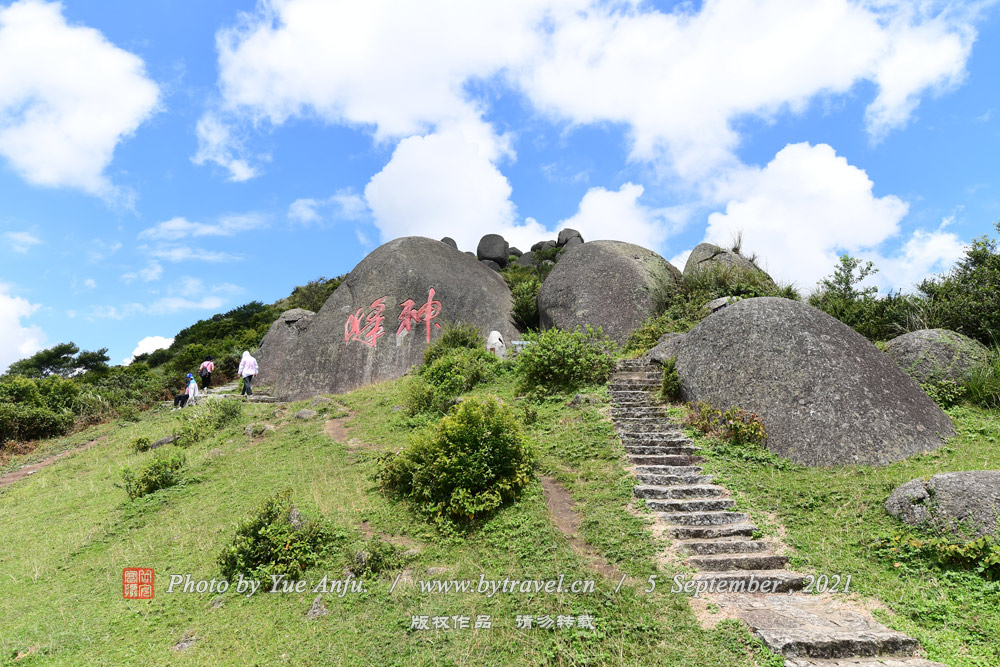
left=511, top=278, right=541, bottom=331
left=921, top=379, right=966, bottom=409
left=402, top=377, right=442, bottom=416
left=515, top=327, right=617, bottom=393
left=685, top=402, right=768, bottom=447
left=684, top=262, right=795, bottom=301
left=345, top=536, right=409, bottom=577
left=660, top=357, right=681, bottom=402
left=0, top=376, right=44, bottom=407
left=0, top=403, right=74, bottom=443
left=174, top=399, right=247, bottom=447
left=120, top=449, right=186, bottom=500
left=132, top=437, right=152, bottom=453
left=404, top=347, right=502, bottom=416
left=375, top=395, right=535, bottom=526
left=870, top=532, right=1000, bottom=580
left=423, top=322, right=484, bottom=366
left=218, top=489, right=348, bottom=580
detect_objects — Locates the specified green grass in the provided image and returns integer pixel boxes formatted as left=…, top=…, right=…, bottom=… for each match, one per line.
left=681, top=403, right=1000, bottom=667
left=0, top=380, right=779, bottom=666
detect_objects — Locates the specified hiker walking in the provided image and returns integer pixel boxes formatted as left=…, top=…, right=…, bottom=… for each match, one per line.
left=199, top=356, right=215, bottom=392
left=238, top=350, right=258, bottom=396
left=173, top=373, right=199, bottom=409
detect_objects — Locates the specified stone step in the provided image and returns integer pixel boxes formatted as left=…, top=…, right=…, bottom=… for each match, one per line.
left=727, top=595, right=922, bottom=660
left=687, top=553, right=789, bottom=571
left=615, top=420, right=681, bottom=433
left=624, top=444, right=700, bottom=456
left=677, top=539, right=774, bottom=555
left=657, top=510, right=749, bottom=526
left=632, top=464, right=702, bottom=474
left=611, top=371, right=662, bottom=380
left=634, top=484, right=726, bottom=499
left=692, top=570, right=807, bottom=594
left=634, top=473, right=713, bottom=487
left=611, top=407, right=666, bottom=417
left=621, top=431, right=689, bottom=443
left=629, top=454, right=703, bottom=466
left=785, top=659, right=945, bottom=667
left=609, top=382, right=660, bottom=391
left=647, top=498, right=735, bottom=513
left=668, top=523, right=756, bottom=539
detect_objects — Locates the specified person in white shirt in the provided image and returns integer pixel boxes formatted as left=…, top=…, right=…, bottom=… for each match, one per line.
left=173, top=373, right=199, bottom=409
left=238, top=351, right=259, bottom=396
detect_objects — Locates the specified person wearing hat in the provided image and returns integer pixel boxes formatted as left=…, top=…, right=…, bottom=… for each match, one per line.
left=172, top=373, right=200, bottom=409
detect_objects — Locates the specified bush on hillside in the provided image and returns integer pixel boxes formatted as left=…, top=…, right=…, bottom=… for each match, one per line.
left=120, top=449, right=186, bottom=500
left=515, top=327, right=616, bottom=393
left=404, top=347, right=503, bottom=416
left=511, top=278, right=541, bottom=331
left=175, top=399, right=246, bottom=446
left=684, top=262, right=798, bottom=302
left=0, top=403, right=74, bottom=444
left=376, top=396, right=535, bottom=526
left=423, top=322, right=485, bottom=366
left=660, top=357, right=681, bottom=402
left=218, top=489, right=349, bottom=580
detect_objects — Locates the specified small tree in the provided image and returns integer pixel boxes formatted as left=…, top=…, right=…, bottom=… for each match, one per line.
left=5, top=342, right=109, bottom=378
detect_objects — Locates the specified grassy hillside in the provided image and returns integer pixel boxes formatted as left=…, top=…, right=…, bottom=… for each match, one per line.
left=0, top=375, right=780, bottom=666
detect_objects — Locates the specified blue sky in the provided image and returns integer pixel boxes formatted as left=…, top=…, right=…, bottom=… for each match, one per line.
left=1, top=0, right=999, bottom=371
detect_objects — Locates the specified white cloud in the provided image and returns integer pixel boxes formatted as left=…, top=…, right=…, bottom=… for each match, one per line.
left=288, top=189, right=368, bottom=224
left=0, top=283, right=45, bottom=373
left=126, top=335, right=174, bottom=364
left=90, top=280, right=243, bottom=320
left=83, top=278, right=96, bottom=290
left=143, top=245, right=243, bottom=263
left=123, top=261, right=163, bottom=283
left=207, top=0, right=979, bottom=184
left=3, top=231, right=41, bottom=253
left=192, top=111, right=261, bottom=181
left=556, top=183, right=690, bottom=250
left=0, top=0, right=160, bottom=195
left=87, top=240, right=122, bottom=263
left=139, top=213, right=266, bottom=241
left=701, top=142, right=966, bottom=292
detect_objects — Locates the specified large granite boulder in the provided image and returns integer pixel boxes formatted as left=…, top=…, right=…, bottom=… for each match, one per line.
left=646, top=333, right=685, bottom=364
left=557, top=228, right=583, bottom=246
left=670, top=297, right=953, bottom=466
left=477, top=234, right=509, bottom=267
left=262, top=237, right=519, bottom=400
left=538, top=240, right=682, bottom=344
left=256, top=308, right=315, bottom=386
left=884, top=329, right=989, bottom=384
left=886, top=471, right=1000, bottom=539
left=683, top=242, right=774, bottom=285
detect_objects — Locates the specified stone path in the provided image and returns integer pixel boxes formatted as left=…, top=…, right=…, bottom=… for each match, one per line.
left=610, top=359, right=944, bottom=667
left=159, top=381, right=280, bottom=408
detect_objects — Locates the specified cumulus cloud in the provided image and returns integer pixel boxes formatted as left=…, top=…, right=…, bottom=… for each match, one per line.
left=0, top=283, right=45, bottom=373
left=90, top=279, right=243, bottom=320
left=0, top=0, right=160, bottom=195
left=139, top=213, right=266, bottom=241
left=143, top=245, right=243, bottom=263
left=556, top=183, right=690, bottom=250
left=205, top=0, right=978, bottom=183
left=701, top=142, right=966, bottom=292
left=126, top=335, right=173, bottom=364
left=122, top=261, right=163, bottom=283
left=192, top=111, right=261, bottom=181
left=3, top=231, right=41, bottom=253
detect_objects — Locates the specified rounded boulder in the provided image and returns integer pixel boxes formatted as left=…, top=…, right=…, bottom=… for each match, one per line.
left=884, top=329, right=989, bottom=384
left=538, top=240, right=682, bottom=344
left=477, top=234, right=509, bottom=267
left=683, top=242, right=774, bottom=285
left=262, top=237, right=519, bottom=400
left=256, top=308, right=315, bottom=386
left=886, top=471, right=1000, bottom=539
left=670, top=297, right=954, bottom=466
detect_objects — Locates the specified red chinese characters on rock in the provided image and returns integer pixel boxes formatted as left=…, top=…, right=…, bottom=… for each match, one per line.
left=343, top=289, right=442, bottom=348
left=397, top=288, right=443, bottom=343
left=344, top=297, right=387, bottom=348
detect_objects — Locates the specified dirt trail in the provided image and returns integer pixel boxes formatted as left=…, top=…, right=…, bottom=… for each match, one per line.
left=540, top=475, right=623, bottom=581
left=0, top=436, right=108, bottom=490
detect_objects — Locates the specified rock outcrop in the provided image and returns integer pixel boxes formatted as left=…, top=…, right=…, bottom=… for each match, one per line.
left=683, top=242, right=774, bottom=285
left=668, top=297, right=953, bottom=466
left=538, top=240, right=682, bottom=344
left=557, top=228, right=583, bottom=246
left=260, top=237, right=518, bottom=400
left=884, top=328, right=989, bottom=384
left=886, top=471, right=1000, bottom=538
left=256, top=308, right=315, bottom=386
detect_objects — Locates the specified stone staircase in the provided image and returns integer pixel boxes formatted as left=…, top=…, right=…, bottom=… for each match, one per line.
left=609, top=359, right=945, bottom=667
left=160, top=381, right=280, bottom=408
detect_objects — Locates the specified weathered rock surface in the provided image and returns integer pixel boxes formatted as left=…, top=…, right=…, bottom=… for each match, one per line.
left=563, top=236, right=583, bottom=248
left=516, top=252, right=535, bottom=267
left=440, top=237, right=457, bottom=249
left=884, top=328, right=989, bottom=384
left=477, top=234, right=509, bottom=267
left=670, top=297, right=954, bottom=466
left=509, top=247, right=522, bottom=257
left=294, top=409, right=318, bottom=420
left=704, top=296, right=735, bottom=313
left=480, top=259, right=501, bottom=271
left=262, top=237, right=519, bottom=400
left=683, top=242, right=774, bottom=285
left=256, top=308, right=315, bottom=386
left=646, top=333, right=685, bottom=364
left=538, top=240, right=682, bottom=344
left=885, top=471, right=1000, bottom=538
left=557, top=228, right=583, bottom=246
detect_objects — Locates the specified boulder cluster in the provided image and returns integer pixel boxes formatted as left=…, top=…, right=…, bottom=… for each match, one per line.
left=452, top=228, right=584, bottom=271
